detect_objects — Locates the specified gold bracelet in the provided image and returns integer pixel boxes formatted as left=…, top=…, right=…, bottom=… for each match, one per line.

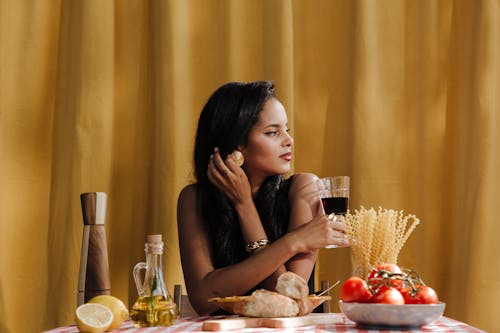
left=245, top=239, right=271, bottom=253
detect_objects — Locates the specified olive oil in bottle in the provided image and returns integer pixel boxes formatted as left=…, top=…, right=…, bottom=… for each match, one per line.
left=130, top=295, right=178, bottom=327
left=131, top=235, right=179, bottom=327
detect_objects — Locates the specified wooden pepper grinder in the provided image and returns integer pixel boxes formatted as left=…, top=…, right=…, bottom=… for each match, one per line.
left=78, top=192, right=111, bottom=305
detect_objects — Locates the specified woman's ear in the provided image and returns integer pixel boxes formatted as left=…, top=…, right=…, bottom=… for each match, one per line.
left=237, top=145, right=245, bottom=156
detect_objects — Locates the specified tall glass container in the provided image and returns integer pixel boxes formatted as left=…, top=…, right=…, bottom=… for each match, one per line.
left=130, top=234, right=178, bottom=327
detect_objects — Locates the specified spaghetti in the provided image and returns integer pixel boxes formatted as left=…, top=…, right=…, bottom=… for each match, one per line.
left=343, top=207, right=420, bottom=278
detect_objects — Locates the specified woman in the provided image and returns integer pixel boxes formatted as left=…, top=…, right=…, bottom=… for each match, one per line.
left=177, top=81, right=348, bottom=315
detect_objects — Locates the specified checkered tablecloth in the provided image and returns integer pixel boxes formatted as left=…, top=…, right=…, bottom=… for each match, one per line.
left=41, top=314, right=486, bottom=333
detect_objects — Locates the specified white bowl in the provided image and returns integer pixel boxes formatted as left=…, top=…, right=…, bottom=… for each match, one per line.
left=339, top=301, right=446, bottom=328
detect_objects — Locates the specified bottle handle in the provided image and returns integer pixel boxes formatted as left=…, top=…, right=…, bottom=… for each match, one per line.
left=133, top=262, right=147, bottom=297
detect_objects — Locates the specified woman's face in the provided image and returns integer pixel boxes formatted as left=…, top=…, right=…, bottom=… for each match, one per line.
left=239, top=97, right=294, bottom=179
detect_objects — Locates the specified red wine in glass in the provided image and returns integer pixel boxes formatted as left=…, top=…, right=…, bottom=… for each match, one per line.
left=321, top=197, right=348, bottom=215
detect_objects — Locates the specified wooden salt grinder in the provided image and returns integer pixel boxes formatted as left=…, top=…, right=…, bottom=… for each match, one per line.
left=78, top=192, right=111, bottom=305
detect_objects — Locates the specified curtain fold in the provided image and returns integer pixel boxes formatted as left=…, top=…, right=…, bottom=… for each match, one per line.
left=44, top=0, right=115, bottom=324
left=0, top=1, right=498, bottom=332
left=442, top=0, right=500, bottom=325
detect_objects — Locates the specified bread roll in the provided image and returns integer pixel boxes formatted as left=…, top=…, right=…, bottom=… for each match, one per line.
left=275, top=272, right=314, bottom=316
left=295, top=297, right=314, bottom=316
left=233, top=289, right=299, bottom=318
left=229, top=150, right=244, bottom=166
left=275, top=272, right=309, bottom=299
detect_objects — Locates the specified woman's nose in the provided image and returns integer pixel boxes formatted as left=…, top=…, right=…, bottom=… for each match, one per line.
left=284, top=132, right=294, bottom=146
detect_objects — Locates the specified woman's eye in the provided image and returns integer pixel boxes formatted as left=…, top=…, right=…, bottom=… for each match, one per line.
left=265, top=131, right=278, bottom=136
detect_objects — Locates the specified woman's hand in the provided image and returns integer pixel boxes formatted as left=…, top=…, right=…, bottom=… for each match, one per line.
left=291, top=214, right=350, bottom=252
left=207, top=148, right=252, bottom=206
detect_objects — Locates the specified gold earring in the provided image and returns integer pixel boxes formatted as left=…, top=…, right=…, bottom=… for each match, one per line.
left=229, top=150, right=244, bottom=166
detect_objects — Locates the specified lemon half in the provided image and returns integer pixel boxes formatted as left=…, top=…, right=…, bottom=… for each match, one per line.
left=75, top=303, right=113, bottom=333
left=88, top=295, right=129, bottom=331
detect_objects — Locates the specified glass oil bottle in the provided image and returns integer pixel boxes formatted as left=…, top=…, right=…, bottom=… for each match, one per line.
left=130, top=234, right=179, bottom=327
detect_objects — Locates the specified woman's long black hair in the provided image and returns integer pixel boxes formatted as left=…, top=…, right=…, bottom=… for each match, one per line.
left=193, top=81, right=291, bottom=268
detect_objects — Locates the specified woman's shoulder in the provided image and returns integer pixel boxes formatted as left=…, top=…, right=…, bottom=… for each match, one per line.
left=178, top=184, right=198, bottom=206
left=287, top=173, right=319, bottom=201
left=289, top=172, right=318, bottom=188
left=177, top=184, right=204, bottom=227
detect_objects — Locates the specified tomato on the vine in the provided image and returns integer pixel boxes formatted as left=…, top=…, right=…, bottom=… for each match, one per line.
left=340, top=277, right=372, bottom=303
left=341, top=264, right=440, bottom=305
left=367, top=263, right=405, bottom=292
left=371, top=287, right=405, bottom=304
left=368, top=263, right=402, bottom=277
left=401, top=285, right=439, bottom=304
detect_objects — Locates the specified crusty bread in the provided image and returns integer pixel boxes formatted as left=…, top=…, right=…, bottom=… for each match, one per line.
left=276, top=272, right=309, bottom=300
left=295, top=297, right=314, bottom=316
left=275, top=272, right=313, bottom=316
left=233, top=289, right=299, bottom=318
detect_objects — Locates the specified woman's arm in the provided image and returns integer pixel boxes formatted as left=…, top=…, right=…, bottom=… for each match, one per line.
left=256, top=173, right=324, bottom=289
left=205, top=151, right=316, bottom=290
left=177, top=185, right=307, bottom=315
left=177, top=179, right=348, bottom=315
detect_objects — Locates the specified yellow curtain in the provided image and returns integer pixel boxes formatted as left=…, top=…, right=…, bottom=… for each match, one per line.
left=0, top=0, right=498, bottom=332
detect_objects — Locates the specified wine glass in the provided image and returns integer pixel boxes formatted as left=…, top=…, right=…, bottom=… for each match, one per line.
left=317, top=176, right=350, bottom=248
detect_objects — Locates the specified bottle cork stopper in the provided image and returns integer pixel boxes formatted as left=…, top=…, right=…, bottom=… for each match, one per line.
left=146, top=234, right=162, bottom=243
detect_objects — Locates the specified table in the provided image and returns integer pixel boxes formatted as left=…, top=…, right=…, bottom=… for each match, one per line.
left=42, top=314, right=486, bottom=333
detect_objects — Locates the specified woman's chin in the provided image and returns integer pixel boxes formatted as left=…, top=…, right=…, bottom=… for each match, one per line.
left=278, top=166, right=292, bottom=174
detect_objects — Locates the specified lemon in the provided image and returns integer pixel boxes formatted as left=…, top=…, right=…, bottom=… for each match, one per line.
left=88, top=295, right=129, bottom=331
left=75, top=303, right=113, bottom=333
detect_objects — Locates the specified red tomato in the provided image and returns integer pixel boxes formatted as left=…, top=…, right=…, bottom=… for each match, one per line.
left=368, top=263, right=402, bottom=277
left=371, top=287, right=405, bottom=304
left=367, top=264, right=404, bottom=291
left=402, top=285, right=439, bottom=304
left=340, top=277, right=372, bottom=303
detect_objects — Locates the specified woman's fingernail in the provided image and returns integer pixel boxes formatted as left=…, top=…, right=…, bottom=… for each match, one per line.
left=209, top=154, right=213, bottom=159
left=214, top=147, right=219, bottom=152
